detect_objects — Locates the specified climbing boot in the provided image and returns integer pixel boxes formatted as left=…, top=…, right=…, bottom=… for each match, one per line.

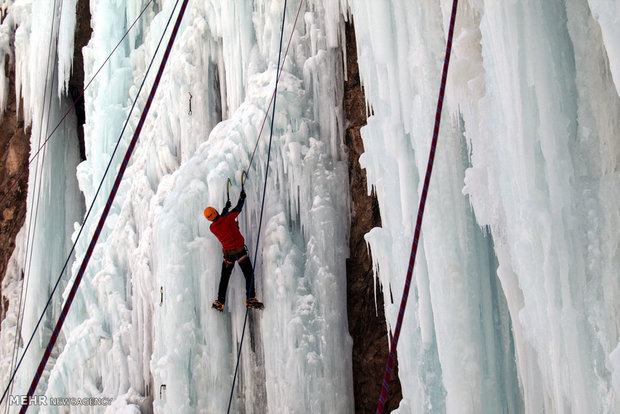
left=212, top=300, right=224, bottom=312
left=245, top=298, right=264, bottom=310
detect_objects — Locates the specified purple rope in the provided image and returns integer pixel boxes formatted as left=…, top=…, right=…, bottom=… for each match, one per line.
left=19, top=1, right=189, bottom=411
left=376, top=1, right=459, bottom=412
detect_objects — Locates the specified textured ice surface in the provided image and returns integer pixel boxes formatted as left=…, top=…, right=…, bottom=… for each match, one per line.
left=1, top=0, right=619, bottom=413
left=353, top=0, right=620, bottom=413
left=2, top=1, right=353, bottom=413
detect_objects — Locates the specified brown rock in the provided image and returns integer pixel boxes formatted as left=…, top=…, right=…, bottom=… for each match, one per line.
left=0, top=52, right=29, bottom=324
left=344, top=21, right=402, bottom=413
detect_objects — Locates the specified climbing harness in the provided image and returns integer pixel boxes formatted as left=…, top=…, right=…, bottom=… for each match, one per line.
left=6, top=1, right=189, bottom=412
left=375, top=1, right=459, bottom=413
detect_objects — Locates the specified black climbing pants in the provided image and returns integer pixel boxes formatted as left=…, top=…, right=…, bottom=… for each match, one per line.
left=217, top=248, right=256, bottom=304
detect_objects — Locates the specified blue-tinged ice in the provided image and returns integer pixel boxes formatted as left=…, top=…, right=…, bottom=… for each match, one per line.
left=4, top=0, right=353, bottom=413
left=352, top=0, right=619, bottom=413
left=0, top=0, right=83, bottom=408
left=1, top=0, right=619, bottom=413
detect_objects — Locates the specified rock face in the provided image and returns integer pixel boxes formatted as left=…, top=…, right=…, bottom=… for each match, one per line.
left=344, top=22, right=402, bottom=413
left=0, top=47, right=29, bottom=325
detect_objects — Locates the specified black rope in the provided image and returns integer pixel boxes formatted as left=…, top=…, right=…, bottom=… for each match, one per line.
left=0, top=0, right=182, bottom=405
left=226, top=1, right=288, bottom=412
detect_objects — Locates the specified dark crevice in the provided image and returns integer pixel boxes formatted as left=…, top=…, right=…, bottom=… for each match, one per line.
left=344, top=21, right=402, bottom=413
left=68, top=0, right=92, bottom=161
left=211, top=59, right=223, bottom=124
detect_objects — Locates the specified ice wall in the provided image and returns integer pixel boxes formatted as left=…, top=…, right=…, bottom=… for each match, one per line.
left=1, top=0, right=354, bottom=413
left=351, top=0, right=620, bottom=413
left=2, top=0, right=619, bottom=413
left=587, top=0, right=620, bottom=96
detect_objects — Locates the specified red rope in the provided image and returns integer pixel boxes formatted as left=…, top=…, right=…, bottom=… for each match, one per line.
left=18, top=1, right=189, bottom=411
left=0, top=0, right=155, bottom=209
left=376, top=1, right=459, bottom=412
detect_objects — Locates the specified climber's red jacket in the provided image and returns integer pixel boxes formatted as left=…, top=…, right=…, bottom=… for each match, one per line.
left=209, top=197, right=246, bottom=251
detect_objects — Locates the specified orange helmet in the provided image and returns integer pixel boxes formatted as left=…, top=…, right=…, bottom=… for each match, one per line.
left=204, top=206, right=218, bottom=221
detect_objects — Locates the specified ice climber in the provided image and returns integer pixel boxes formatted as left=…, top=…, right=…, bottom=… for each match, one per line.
left=204, top=189, right=264, bottom=312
